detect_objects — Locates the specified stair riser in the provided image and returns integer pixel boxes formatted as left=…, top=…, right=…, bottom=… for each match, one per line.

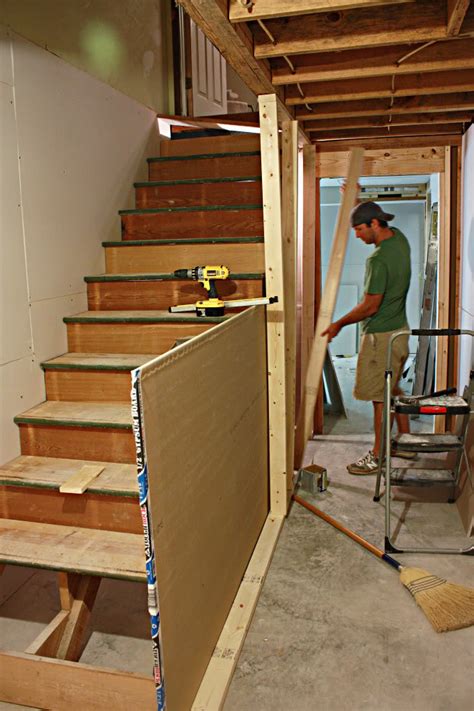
left=149, top=155, right=261, bottom=181
left=45, top=370, right=132, bottom=402
left=160, top=133, right=260, bottom=157
left=0, top=486, right=141, bottom=534
left=87, top=279, right=263, bottom=311
left=121, top=209, right=263, bottom=240
left=67, top=322, right=214, bottom=354
left=135, top=180, right=262, bottom=209
left=18, top=424, right=135, bottom=464
left=105, top=242, right=265, bottom=274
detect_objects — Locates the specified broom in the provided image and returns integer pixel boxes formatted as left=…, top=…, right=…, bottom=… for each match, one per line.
left=293, top=494, right=474, bottom=633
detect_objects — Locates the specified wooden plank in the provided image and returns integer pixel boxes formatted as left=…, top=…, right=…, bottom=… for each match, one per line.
left=135, top=178, right=262, bottom=209
left=272, top=38, right=474, bottom=85
left=286, top=70, right=474, bottom=104
left=121, top=207, right=263, bottom=241
left=191, top=514, right=284, bottom=710
left=313, top=178, right=324, bottom=435
left=281, top=120, right=299, bottom=496
left=59, top=464, right=105, bottom=494
left=160, top=133, right=260, bottom=156
left=149, top=153, right=262, bottom=181
left=230, top=0, right=414, bottom=22
left=67, top=321, right=214, bottom=355
left=25, top=610, right=70, bottom=657
left=0, top=519, right=146, bottom=580
left=316, top=146, right=446, bottom=177
left=45, top=369, right=133, bottom=402
left=315, top=135, right=463, bottom=151
left=297, top=93, right=474, bottom=120
left=294, top=148, right=364, bottom=468
left=0, top=456, right=137, bottom=495
left=259, top=94, right=288, bottom=516
left=0, top=485, right=141, bottom=533
left=87, top=277, right=263, bottom=311
left=56, top=575, right=102, bottom=661
left=104, top=241, right=265, bottom=275
left=18, top=423, right=135, bottom=464
left=136, top=307, right=269, bottom=710
left=305, top=112, right=473, bottom=131
left=0, top=652, right=156, bottom=710
left=310, top=124, right=465, bottom=140
left=447, top=0, right=471, bottom=34
left=15, top=400, right=133, bottom=427
left=253, top=1, right=470, bottom=57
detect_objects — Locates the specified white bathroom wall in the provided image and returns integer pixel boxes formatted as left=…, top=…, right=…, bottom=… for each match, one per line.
left=0, top=28, right=161, bottom=462
left=320, top=193, right=425, bottom=354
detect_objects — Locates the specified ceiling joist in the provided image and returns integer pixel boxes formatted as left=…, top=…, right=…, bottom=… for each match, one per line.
left=309, top=123, right=466, bottom=140
left=447, top=0, right=471, bottom=34
left=304, top=112, right=473, bottom=131
left=229, top=0, right=415, bottom=23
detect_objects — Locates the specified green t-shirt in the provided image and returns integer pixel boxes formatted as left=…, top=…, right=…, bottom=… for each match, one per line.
left=362, top=227, right=411, bottom=334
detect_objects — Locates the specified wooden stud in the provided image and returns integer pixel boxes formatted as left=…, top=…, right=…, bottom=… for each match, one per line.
left=25, top=610, right=70, bottom=658
left=259, top=95, right=288, bottom=516
left=56, top=575, right=102, bottom=661
left=281, top=120, right=299, bottom=496
left=313, top=178, right=324, bottom=436
left=59, top=464, right=105, bottom=494
left=294, top=148, right=364, bottom=468
left=436, top=147, right=452, bottom=433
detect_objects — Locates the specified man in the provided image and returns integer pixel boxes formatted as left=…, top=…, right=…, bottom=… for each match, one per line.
left=322, top=201, right=412, bottom=475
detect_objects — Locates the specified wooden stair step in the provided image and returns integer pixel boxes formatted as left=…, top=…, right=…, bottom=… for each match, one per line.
left=85, top=272, right=264, bottom=311
left=0, top=456, right=141, bottom=533
left=135, top=176, right=262, bottom=208
left=15, top=401, right=135, bottom=464
left=64, top=311, right=225, bottom=355
left=120, top=204, right=263, bottom=241
left=0, top=519, right=146, bottom=581
left=104, top=237, right=265, bottom=274
left=160, top=132, right=260, bottom=157
left=147, top=150, right=261, bottom=181
left=42, top=354, right=157, bottom=402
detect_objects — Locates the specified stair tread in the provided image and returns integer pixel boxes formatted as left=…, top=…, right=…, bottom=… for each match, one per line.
left=42, top=353, right=157, bottom=370
left=119, top=203, right=262, bottom=215
left=64, top=310, right=227, bottom=323
left=85, top=271, right=263, bottom=282
left=134, top=176, right=262, bottom=187
left=0, top=518, right=145, bottom=581
left=14, top=401, right=133, bottom=428
left=147, top=150, right=260, bottom=163
left=0, top=455, right=137, bottom=495
left=391, top=467, right=455, bottom=486
left=103, top=237, right=264, bottom=246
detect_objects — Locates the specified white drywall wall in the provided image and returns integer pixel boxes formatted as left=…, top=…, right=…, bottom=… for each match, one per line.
left=0, top=28, right=160, bottom=463
left=459, top=126, right=474, bottom=391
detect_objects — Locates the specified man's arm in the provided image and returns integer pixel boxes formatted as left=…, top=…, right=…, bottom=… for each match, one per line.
left=321, top=292, right=383, bottom=342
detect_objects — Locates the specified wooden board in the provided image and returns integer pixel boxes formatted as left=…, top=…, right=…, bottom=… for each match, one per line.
left=104, top=241, right=265, bottom=275
left=135, top=178, right=262, bottom=209
left=15, top=400, right=133, bottom=427
left=135, top=307, right=268, bottom=710
left=0, top=652, right=155, bottom=710
left=45, top=369, right=133, bottom=402
left=0, top=519, right=146, bottom=580
left=160, top=133, right=260, bottom=156
left=121, top=207, right=263, bottom=240
left=148, top=153, right=262, bottom=181
left=59, top=464, right=105, bottom=494
left=316, top=146, right=446, bottom=177
left=295, top=147, right=364, bottom=467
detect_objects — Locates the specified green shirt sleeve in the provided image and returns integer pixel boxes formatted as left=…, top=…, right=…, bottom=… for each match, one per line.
left=365, top=256, right=387, bottom=295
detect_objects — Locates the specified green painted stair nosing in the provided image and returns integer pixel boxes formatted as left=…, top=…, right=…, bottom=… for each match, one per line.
left=84, top=272, right=264, bottom=283
left=147, top=151, right=260, bottom=163
left=14, top=416, right=132, bottom=430
left=63, top=315, right=228, bottom=324
left=40, top=361, right=149, bottom=372
left=119, top=203, right=263, bottom=216
left=102, top=237, right=264, bottom=247
left=0, top=476, right=137, bottom=498
left=134, top=175, right=262, bottom=187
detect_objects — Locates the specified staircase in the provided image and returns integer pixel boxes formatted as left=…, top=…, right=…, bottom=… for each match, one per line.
left=0, top=127, right=264, bottom=700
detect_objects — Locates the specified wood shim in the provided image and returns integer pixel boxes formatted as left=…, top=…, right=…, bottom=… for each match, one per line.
left=135, top=308, right=269, bottom=711
left=295, top=148, right=364, bottom=468
left=59, top=464, right=104, bottom=494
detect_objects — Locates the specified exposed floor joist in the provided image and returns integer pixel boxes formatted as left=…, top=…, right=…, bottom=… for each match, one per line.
left=229, top=0, right=416, bottom=23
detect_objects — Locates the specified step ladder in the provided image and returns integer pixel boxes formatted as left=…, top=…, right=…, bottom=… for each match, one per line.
left=373, top=328, right=474, bottom=555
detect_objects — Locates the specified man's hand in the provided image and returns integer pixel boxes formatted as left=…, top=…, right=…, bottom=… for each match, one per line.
left=321, top=322, right=341, bottom=343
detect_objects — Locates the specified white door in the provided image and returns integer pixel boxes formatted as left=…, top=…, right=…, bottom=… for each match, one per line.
left=190, top=20, right=227, bottom=117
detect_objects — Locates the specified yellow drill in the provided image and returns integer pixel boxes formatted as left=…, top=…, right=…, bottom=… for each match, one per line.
left=173, top=266, right=229, bottom=316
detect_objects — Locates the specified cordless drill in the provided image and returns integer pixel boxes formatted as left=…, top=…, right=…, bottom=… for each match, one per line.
left=173, top=266, right=229, bottom=316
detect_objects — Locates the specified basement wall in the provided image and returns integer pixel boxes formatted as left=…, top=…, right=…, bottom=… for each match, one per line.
left=0, top=27, right=160, bottom=463
left=0, top=0, right=173, bottom=112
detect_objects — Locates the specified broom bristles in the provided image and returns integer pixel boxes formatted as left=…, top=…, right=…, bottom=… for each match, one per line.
left=399, top=567, right=474, bottom=633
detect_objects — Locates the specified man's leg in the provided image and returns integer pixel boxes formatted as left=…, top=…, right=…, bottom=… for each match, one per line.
left=393, top=385, right=410, bottom=434
left=372, top=400, right=384, bottom=458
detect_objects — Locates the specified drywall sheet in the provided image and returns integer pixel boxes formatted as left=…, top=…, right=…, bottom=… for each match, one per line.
left=133, top=307, right=269, bottom=710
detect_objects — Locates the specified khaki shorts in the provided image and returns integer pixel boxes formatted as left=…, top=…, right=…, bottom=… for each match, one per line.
left=354, top=329, right=409, bottom=402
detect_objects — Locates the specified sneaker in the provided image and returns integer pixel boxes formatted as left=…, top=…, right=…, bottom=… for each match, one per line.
left=347, top=450, right=382, bottom=475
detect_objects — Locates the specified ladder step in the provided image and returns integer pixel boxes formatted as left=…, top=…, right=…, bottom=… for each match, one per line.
left=390, top=468, right=456, bottom=486
left=0, top=519, right=146, bottom=581
left=394, top=394, right=470, bottom=414
left=392, top=433, right=463, bottom=452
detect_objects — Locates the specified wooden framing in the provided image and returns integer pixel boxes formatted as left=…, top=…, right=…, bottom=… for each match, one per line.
left=229, top=0, right=415, bottom=23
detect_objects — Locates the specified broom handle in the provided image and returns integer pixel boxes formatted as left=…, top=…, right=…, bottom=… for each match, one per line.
left=293, top=495, right=402, bottom=571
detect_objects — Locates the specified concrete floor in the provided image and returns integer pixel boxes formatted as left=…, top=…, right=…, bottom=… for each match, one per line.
left=1, top=380, right=473, bottom=711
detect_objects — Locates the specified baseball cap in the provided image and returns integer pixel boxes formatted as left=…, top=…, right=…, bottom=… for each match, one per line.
left=350, top=201, right=394, bottom=227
